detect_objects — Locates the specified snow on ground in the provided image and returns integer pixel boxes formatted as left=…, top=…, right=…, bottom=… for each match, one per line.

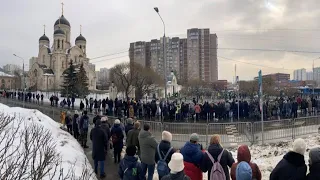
left=121, top=135, right=320, bottom=180
left=30, top=91, right=109, bottom=107
left=0, top=103, right=96, bottom=180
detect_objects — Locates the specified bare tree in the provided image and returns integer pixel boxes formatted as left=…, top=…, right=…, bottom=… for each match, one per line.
left=110, top=62, right=163, bottom=100
left=0, top=113, right=96, bottom=180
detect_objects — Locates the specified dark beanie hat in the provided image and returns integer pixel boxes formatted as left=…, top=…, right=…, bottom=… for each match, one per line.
left=126, top=145, right=137, bottom=156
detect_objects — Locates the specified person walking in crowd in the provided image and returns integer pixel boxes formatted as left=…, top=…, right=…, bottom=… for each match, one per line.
left=93, top=113, right=101, bottom=126
left=307, top=147, right=320, bottom=180
left=161, top=153, right=191, bottom=180
left=201, top=134, right=235, bottom=180
left=118, top=145, right=144, bottom=180
left=100, top=116, right=111, bottom=153
left=65, top=111, right=73, bottom=134
left=155, top=131, right=175, bottom=180
left=111, top=119, right=124, bottom=164
left=90, top=119, right=108, bottom=178
left=230, top=145, right=261, bottom=180
left=72, top=110, right=80, bottom=140
left=79, top=110, right=90, bottom=148
left=126, top=121, right=141, bottom=157
left=270, top=138, right=307, bottom=180
left=138, top=123, right=158, bottom=180
left=236, top=161, right=252, bottom=180
left=180, top=133, right=204, bottom=180
left=125, top=118, right=134, bottom=136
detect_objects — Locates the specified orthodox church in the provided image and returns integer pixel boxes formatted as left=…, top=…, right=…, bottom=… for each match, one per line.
left=28, top=6, right=96, bottom=92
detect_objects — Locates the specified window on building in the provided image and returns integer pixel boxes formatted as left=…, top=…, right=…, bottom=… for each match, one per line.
left=80, top=45, right=82, bottom=49
left=62, top=62, right=64, bottom=68
left=57, top=39, right=60, bottom=49
left=75, top=56, right=77, bottom=63
left=62, top=40, right=64, bottom=49
left=1, top=79, right=5, bottom=89
left=49, top=79, right=52, bottom=85
left=43, top=55, right=45, bottom=64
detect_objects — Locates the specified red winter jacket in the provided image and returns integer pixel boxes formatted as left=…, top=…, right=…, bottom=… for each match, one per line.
left=184, top=161, right=203, bottom=180
left=230, top=145, right=262, bottom=180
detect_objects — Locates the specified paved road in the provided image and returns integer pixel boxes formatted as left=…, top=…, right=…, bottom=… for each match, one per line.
left=1, top=98, right=119, bottom=180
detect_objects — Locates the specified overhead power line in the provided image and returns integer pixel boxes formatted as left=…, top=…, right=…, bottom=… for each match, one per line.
left=90, top=50, right=128, bottom=61
left=92, top=55, right=129, bottom=63
left=218, top=56, right=293, bottom=70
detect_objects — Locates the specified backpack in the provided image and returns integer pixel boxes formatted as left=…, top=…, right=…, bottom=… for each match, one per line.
left=123, top=161, right=139, bottom=180
left=82, top=116, right=89, bottom=129
left=157, top=145, right=174, bottom=177
left=206, top=150, right=226, bottom=180
left=112, top=134, right=118, bottom=144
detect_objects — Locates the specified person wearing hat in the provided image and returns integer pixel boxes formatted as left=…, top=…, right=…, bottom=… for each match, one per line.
left=155, top=131, right=176, bottom=180
left=90, top=119, right=108, bottom=178
left=236, top=161, right=252, bottom=180
left=118, top=145, right=144, bottom=180
left=270, top=138, right=307, bottom=180
left=111, top=119, right=124, bottom=163
left=100, top=116, right=111, bottom=153
left=180, top=133, right=204, bottom=180
left=307, top=147, right=320, bottom=180
left=230, top=145, right=261, bottom=180
left=125, top=118, right=134, bottom=136
left=200, top=134, right=234, bottom=180
left=161, top=153, right=191, bottom=180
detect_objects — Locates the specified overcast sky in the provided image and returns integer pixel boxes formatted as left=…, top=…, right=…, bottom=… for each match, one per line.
left=1, top=0, right=320, bottom=81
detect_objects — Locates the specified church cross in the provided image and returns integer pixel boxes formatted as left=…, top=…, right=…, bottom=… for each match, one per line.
left=43, top=24, right=46, bottom=34
left=61, top=2, right=64, bottom=15
left=80, top=25, right=82, bottom=34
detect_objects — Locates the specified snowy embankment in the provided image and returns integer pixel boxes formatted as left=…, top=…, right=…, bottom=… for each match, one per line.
left=122, top=135, right=320, bottom=180
left=0, top=103, right=96, bottom=180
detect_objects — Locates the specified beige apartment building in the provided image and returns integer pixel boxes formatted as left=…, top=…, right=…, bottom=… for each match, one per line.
left=129, top=28, right=218, bottom=83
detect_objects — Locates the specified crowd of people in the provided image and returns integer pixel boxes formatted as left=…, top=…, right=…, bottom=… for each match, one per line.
left=61, top=109, right=320, bottom=180
left=2, top=90, right=320, bottom=123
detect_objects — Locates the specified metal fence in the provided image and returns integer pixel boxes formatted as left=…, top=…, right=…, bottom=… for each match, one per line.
left=1, top=97, right=320, bottom=148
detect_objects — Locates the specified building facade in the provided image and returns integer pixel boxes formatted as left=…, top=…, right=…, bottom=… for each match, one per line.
left=129, top=28, right=218, bottom=83
left=28, top=9, right=96, bottom=92
left=254, top=73, right=290, bottom=82
left=293, top=68, right=307, bottom=81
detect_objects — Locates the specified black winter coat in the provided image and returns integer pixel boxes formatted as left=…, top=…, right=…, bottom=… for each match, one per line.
left=307, top=163, right=320, bottom=180
left=200, top=144, right=234, bottom=180
left=155, top=140, right=175, bottom=164
left=90, top=126, right=108, bottom=161
left=270, top=151, right=307, bottom=180
left=111, top=124, right=124, bottom=151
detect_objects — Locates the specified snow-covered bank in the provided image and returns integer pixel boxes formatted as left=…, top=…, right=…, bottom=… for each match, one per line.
left=0, top=103, right=96, bottom=180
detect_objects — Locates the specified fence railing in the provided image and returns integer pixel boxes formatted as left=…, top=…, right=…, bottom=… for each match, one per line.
left=2, top=97, right=320, bottom=148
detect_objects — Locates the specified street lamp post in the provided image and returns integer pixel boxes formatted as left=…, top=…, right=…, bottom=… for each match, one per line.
left=13, top=54, right=26, bottom=108
left=154, top=7, right=167, bottom=99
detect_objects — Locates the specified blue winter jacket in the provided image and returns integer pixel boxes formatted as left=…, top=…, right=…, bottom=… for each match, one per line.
left=111, top=124, right=124, bottom=149
left=118, top=155, right=144, bottom=180
left=180, top=141, right=203, bottom=164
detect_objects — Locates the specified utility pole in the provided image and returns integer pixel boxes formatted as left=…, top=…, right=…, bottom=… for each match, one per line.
left=13, top=54, right=26, bottom=108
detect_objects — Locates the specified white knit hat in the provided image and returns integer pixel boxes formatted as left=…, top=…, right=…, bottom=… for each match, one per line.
left=162, top=131, right=172, bottom=142
left=292, top=138, right=307, bottom=155
left=168, top=153, right=184, bottom=173
left=101, top=116, right=108, bottom=122
left=114, top=119, right=121, bottom=124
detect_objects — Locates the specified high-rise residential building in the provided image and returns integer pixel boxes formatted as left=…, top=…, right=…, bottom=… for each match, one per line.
left=129, top=41, right=149, bottom=67
left=3, top=64, right=21, bottom=74
left=293, top=68, right=307, bottom=81
left=98, top=68, right=109, bottom=82
left=306, top=71, right=313, bottom=81
left=129, top=28, right=218, bottom=82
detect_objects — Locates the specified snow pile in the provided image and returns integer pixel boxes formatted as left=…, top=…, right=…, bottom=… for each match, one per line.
left=0, top=103, right=96, bottom=180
